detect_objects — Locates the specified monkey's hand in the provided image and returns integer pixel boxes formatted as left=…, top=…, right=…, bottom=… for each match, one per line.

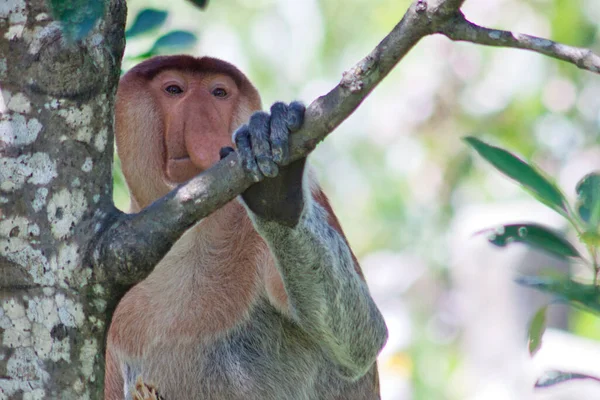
left=221, top=102, right=306, bottom=227
left=131, top=376, right=164, bottom=400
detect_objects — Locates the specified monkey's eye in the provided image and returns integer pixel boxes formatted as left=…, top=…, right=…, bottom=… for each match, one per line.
left=165, top=85, right=184, bottom=95
left=212, top=88, right=228, bottom=98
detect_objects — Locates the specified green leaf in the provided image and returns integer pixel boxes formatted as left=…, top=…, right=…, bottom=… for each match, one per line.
left=478, top=223, right=580, bottom=260
left=528, top=306, right=547, bottom=356
left=187, top=0, right=210, bottom=9
left=464, top=137, right=566, bottom=213
left=535, top=370, right=600, bottom=388
left=580, top=231, right=600, bottom=247
left=516, top=276, right=600, bottom=315
left=125, top=9, right=168, bottom=38
left=139, top=31, right=198, bottom=58
left=576, top=172, right=600, bottom=228
left=49, top=0, right=105, bottom=41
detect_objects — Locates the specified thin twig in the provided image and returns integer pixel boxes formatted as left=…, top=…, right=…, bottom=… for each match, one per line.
left=439, top=14, right=600, bottom=74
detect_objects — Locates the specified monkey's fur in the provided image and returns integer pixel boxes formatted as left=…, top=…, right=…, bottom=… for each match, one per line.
left=106, top=56, right=388, bottom=400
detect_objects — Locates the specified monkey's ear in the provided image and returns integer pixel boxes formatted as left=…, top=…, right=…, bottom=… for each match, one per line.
left=219, top=146, right=235, bottom=160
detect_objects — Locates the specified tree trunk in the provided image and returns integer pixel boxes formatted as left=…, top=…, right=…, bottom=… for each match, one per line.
left=0, top=0, right=126, bottom=398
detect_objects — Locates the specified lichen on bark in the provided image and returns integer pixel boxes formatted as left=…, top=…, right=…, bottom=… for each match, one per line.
left=0, top=0, right=126, bottom=398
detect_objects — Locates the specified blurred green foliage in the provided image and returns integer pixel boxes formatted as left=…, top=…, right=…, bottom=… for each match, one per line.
left=49, top=0, right=105, bottom=40
left=125, top=9, right=168, bottom=38
left=466, top=133, right=600, bottom=387
left=114, top=0, right=600, bottom=398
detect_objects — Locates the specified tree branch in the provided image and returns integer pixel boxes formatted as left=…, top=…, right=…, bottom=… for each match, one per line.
left=93, top=0, right=600, bottom=285
left=427, top=0, right=467, bottom=15
left=93, top=1, right=439, bottom=284
left=439, top=13, right=600, bottom=74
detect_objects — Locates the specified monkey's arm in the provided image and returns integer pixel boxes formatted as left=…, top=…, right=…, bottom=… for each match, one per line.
left=250, top=192, right=388, bottom=380
left=232, top=102, right=388, bottom=380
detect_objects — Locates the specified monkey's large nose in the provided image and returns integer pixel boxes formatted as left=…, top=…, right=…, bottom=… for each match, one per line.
left=187, top=133, right=229, bottom=172
left=185, top=123, right=232, bottom=173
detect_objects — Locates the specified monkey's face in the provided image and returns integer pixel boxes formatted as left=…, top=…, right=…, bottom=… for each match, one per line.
left=115, top=56, right=261, bottom=211
left=150, top=70, right=241, bottom=183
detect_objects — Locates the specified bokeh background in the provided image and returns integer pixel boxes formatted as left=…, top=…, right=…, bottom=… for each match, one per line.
left=114, top=0, right=600, bottom=398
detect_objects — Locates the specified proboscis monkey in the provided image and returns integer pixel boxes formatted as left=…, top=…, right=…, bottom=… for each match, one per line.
left=106, top=55, right=388, bottom=400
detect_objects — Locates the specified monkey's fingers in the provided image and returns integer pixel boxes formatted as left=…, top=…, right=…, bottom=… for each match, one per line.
left=286, top=101, right=305, bottom=132
left=248, top=112, right=279, bottom=178
left=269, top=102, right=290, bottom=165
left=132, top=376, right=164, bottom=400
left=233, top=125, right=262, bottom=182
left=219, top=146, right=235, bottom=160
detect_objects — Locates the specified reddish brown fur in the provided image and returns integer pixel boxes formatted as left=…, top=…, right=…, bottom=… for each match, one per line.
left=106, top=55, right=382, bottom=399
left=106, top=201, right=267, bottom=395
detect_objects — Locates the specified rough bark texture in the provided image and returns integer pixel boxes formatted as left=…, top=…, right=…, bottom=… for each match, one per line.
left=0, top=0, right=125, bottom=398
left=1, top=0, right=600, bottom=398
